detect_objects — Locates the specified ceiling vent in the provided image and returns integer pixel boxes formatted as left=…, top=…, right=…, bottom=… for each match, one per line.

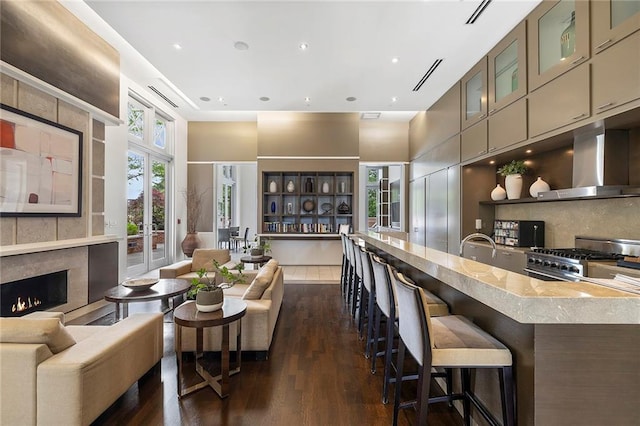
left=147, top=85, right=179, bottom=108
left=146, top=78, right=199, bottom=110
left=361, top=112, right=381, bottom=120
left=465, top=0, right=492, bottom=24
left=412, top=59, right=443, bottom=92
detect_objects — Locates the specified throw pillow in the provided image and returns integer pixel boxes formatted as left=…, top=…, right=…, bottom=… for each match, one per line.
left=191, top=249, right=232, bottom=271
left=0, top=317, right=76, bottom=354
left=242, top=259, right=279, bottom=300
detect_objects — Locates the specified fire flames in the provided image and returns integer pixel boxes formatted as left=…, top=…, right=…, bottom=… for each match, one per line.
left=11, top=296, right=42, bottom=313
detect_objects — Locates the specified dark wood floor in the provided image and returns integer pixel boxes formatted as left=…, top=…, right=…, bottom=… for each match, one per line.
left=91, top=284, right=462, bottom=426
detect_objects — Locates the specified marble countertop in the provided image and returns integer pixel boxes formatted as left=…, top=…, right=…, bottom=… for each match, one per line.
left=357, top=231, right=640, bottom=325
left=0, top=235, right=118, bottom=257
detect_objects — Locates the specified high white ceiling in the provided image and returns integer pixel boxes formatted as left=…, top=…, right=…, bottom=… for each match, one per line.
left=64, top=0, right=541, bottom=122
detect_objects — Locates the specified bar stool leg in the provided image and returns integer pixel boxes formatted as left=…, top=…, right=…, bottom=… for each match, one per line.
left=462, top=368, right=471, bottom=426
left=500, top=366, right=516, bottom=426
left=371, top=306, right=383, bottom=374
left=416, top=359, right=431, bottom=426
left=381, top=314, right=395, bottom=402
left=364, top=288, right=376, bottom=358
left=392, top=338, right=406, bottom=426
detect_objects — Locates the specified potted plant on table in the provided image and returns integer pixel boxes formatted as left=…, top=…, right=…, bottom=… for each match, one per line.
left=188, top=261, right=245, bottom=312
left=497, top=160, right=527, bottom=200
left=243, top=235, right=272, bottom=259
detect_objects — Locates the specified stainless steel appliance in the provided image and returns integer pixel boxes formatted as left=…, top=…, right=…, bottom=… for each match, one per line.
left=524, top=236, right=640, bottom=281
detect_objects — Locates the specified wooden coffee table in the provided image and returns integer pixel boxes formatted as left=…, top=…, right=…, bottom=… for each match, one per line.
left=104, top=278, right=190, bottom=321
left=174, top=298, right=247, bottom=398
left=240, top=255, right=272, bottom=269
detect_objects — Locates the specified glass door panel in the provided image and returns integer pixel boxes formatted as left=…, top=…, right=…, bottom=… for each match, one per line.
left=612, top=0, right=640, bottom=28
left=150, top=159, right=168, bottom=267
left=494, top=40, right=518, bottom=102
left=465, top=72, right=483, bottom=119
left=127, top=150, right=146, bottom=275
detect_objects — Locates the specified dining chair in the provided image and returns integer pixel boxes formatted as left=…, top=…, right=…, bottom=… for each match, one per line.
left=229, top=226, right=239, bottom=251
left=217, top=228, right=230, bottom=249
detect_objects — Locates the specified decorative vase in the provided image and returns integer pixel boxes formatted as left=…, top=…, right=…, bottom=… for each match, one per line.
left=529, top=177, right=551, bottom=198
left=286, top=180, right=295, bottom=192
left=287, top=202, right=293, bottom=214
left=181, top=232, right=201, bottom=257
left=270, top=201, right=276, bottom=213
left=305, top=177, right=313, bottom=193
left=337, top=201, right=350, bottom=214
left=196, top=288, right=224, bottom=312
left=321, top=181, right=329, bottom=193
left=339, top=181, right=346, bottom=193
left=491, top=184, right=507, bottom=201
left=269, top=180, right=277, bottom=193
left=250, top=248, right=264, bottom=259
left=505, top=174, right=523, bottom=200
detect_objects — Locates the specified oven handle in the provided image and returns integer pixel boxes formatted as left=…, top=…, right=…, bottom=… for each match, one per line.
left=524, top=268, right=571, bottom=282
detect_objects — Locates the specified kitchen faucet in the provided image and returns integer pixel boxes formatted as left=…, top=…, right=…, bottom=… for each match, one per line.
left=459, top=233, right=497, bottom=258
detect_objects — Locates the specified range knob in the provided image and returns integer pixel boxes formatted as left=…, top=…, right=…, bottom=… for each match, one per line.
left=528, top=257, right=535, bottom=263
left=535, top=259, right=543, bottom=265
left=569, top=266, right=580, bottom=274
left=559, top=264, right=568, bottom=271
left=550, top=262, right=558, bottom=269
left=543, top=261, right=551, bottom=267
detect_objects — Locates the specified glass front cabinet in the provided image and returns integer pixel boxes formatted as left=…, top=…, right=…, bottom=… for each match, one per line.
left=488, top=21, right=527, bottom=113
left=262, top=172, right=353, bottom=234
left=592, top=0, right=640, bottom=53
left=461, top=57, right=488, bottom=130
left=528, top=0, right=590, bottom=90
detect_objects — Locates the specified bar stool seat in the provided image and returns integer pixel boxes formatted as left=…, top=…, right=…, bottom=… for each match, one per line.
left=393, top=277, right=515, bottom=426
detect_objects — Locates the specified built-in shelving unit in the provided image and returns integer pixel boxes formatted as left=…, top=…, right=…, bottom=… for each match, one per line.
left=262, top=171, right=353, bottom=234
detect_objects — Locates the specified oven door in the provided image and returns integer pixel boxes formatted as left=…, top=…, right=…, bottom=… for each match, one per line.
left=524, top=268, right=573, bottom=282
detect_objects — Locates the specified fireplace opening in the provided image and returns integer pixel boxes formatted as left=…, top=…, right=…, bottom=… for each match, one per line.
left=1, top=270, right=68, bottom=317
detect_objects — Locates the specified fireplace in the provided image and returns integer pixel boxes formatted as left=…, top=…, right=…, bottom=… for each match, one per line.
left=0, top=270, right=68, bottom=317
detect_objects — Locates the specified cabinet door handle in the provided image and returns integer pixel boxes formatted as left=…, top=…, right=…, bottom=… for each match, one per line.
left=571, top=56, right=585, bottom=65
left=479, top=114, right=486, bottom=119
left=595, top=39, right=612, bottom=50
left=501, top=252, right=512, bottom=256
left=488, top=146, right=497, bottom=152
left=596, top=102, right=615, bottom=110
left=488, top=109, right=496, bottom=115
left=571, top=113, right=587, bottom=120
left=477, top=149, right=487, bottom=155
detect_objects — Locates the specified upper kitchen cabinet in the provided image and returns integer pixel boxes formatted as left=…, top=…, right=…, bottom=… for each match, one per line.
left=488, top=22, right=527, bottom=113
left=461, top=57, right=488, bottom=130
left=425, top=82, right=461, bottom=151
left=528, top=0, right=590, bottom=91
left=591, top=0, right=640, bottom=54
left=591, top=30, right=640, bottom=115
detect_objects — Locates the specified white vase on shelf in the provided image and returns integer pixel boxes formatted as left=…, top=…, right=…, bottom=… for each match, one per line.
left=269, top=180, right=277, bottom=193
left=321, top=181, right=329, bottom=193
left=491, top=184, right=507, bottom=201
left=505, top=174, right=523, bottom=200
left=286, top=180, right=295, bottom=192
left=529, top=177, right=550, bottom=198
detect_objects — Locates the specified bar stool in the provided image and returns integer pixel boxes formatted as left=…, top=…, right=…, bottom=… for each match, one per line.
left=339, top=233, right=350, bottom=299
left=343, top=236, right=356, bottom=308
left=392, top=276, right=515, bottom=426
left=349, top=238, right=363, bottom=319
left=370, top=256, right=450, bottom=404
left=357, top=248, right=375, bottom=355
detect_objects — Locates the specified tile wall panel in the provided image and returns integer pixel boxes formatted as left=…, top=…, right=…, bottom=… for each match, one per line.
left=16, top=82, right=57, bottom=121
left=16, top=217, right=56, bottom=243
left=1, top=74, right=16, bottom=106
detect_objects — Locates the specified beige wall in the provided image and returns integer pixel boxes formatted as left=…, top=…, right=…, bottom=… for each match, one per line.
left=409, top=111, right=428, bottom=160
left=359, top=121, right=409, bottom=162
left=188, top=121, right=257, bottom=162
left=257, top=112, right=359, bottom=157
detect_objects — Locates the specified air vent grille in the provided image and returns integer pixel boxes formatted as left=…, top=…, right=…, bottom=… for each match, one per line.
left=412, top=59, right=443, bottom=92
left=147, top=85, right=179, bottom=108
left=466, top=0, right=492, bottom=25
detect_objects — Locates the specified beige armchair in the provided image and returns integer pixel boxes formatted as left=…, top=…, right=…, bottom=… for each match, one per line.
left=0, top=311, right=163, bottom=426
left=159, top=248, right=239, bottom=284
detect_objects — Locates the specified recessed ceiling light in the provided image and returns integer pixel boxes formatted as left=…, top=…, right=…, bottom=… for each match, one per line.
left=391, top=57, right=399, bottom=63
left=304, top=97, right=311, bottom=103
left=234, top=41, right=249, bottom=51
left=173, top=43, right=182, bottom=50
left=391, top=97, right=398, bottom=103
left=299, top=42, right=309, bottom=51
left=489, top=160, right=496, bottom=164
left=525, top=149, right=532, bottom=154
left=259, top=96, right=270, bottom=102
left=361, top=112, right=381, bottom=120
left=218, top=97, right=224, bottom=102
left=200, top=96, right=211, bottom=102
left=346, top=96, right=357, bottom=102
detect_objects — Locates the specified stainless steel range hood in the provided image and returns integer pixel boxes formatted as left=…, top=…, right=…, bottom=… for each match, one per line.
left=537, top=125, right=629, bottom=199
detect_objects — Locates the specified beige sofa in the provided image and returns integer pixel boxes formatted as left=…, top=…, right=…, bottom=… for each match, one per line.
left=0, top=311, right=163, bottom=426
left=159, top=248, right=238, bottom=284
left=177, top=259, right=284, bottom=359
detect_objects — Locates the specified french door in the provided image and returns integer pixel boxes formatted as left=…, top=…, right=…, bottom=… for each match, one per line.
left=127, top=148, right=170, bottom=277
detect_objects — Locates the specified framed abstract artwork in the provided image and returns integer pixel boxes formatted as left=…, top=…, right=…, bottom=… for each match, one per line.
left=0, top=104, right=83, bottom=217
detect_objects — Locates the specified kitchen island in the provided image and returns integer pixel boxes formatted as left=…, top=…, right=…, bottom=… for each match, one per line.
left=357, top=231, right=639, bottom=426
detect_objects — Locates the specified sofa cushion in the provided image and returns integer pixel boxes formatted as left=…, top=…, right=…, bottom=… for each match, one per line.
left=191, top=249, right=231, bottom=272
left=0, top=317, right=76, bottom=354
left=242, top=259, right=279, bottom=300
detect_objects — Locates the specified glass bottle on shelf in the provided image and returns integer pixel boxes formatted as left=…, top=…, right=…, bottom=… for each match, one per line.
left=560, top=11, right=576, bottom=59
left=511, top=68, right=518, bottom=92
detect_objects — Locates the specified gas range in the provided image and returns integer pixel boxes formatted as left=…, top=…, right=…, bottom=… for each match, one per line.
left=525, top=237, right=639, bottom=282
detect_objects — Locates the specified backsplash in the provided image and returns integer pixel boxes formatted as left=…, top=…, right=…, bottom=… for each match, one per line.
left=496, top=197, right=640, bottom=248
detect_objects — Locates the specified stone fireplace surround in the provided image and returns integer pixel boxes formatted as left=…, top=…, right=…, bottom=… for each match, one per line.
left=0, top=236, right=117, bottom=317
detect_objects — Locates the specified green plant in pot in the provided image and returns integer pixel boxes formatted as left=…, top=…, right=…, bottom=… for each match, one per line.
left=243, top=235, right=272, bottom=259
left=188, top=261, right=245, bottom=312
left=497, top=160, right=527, bottom=200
